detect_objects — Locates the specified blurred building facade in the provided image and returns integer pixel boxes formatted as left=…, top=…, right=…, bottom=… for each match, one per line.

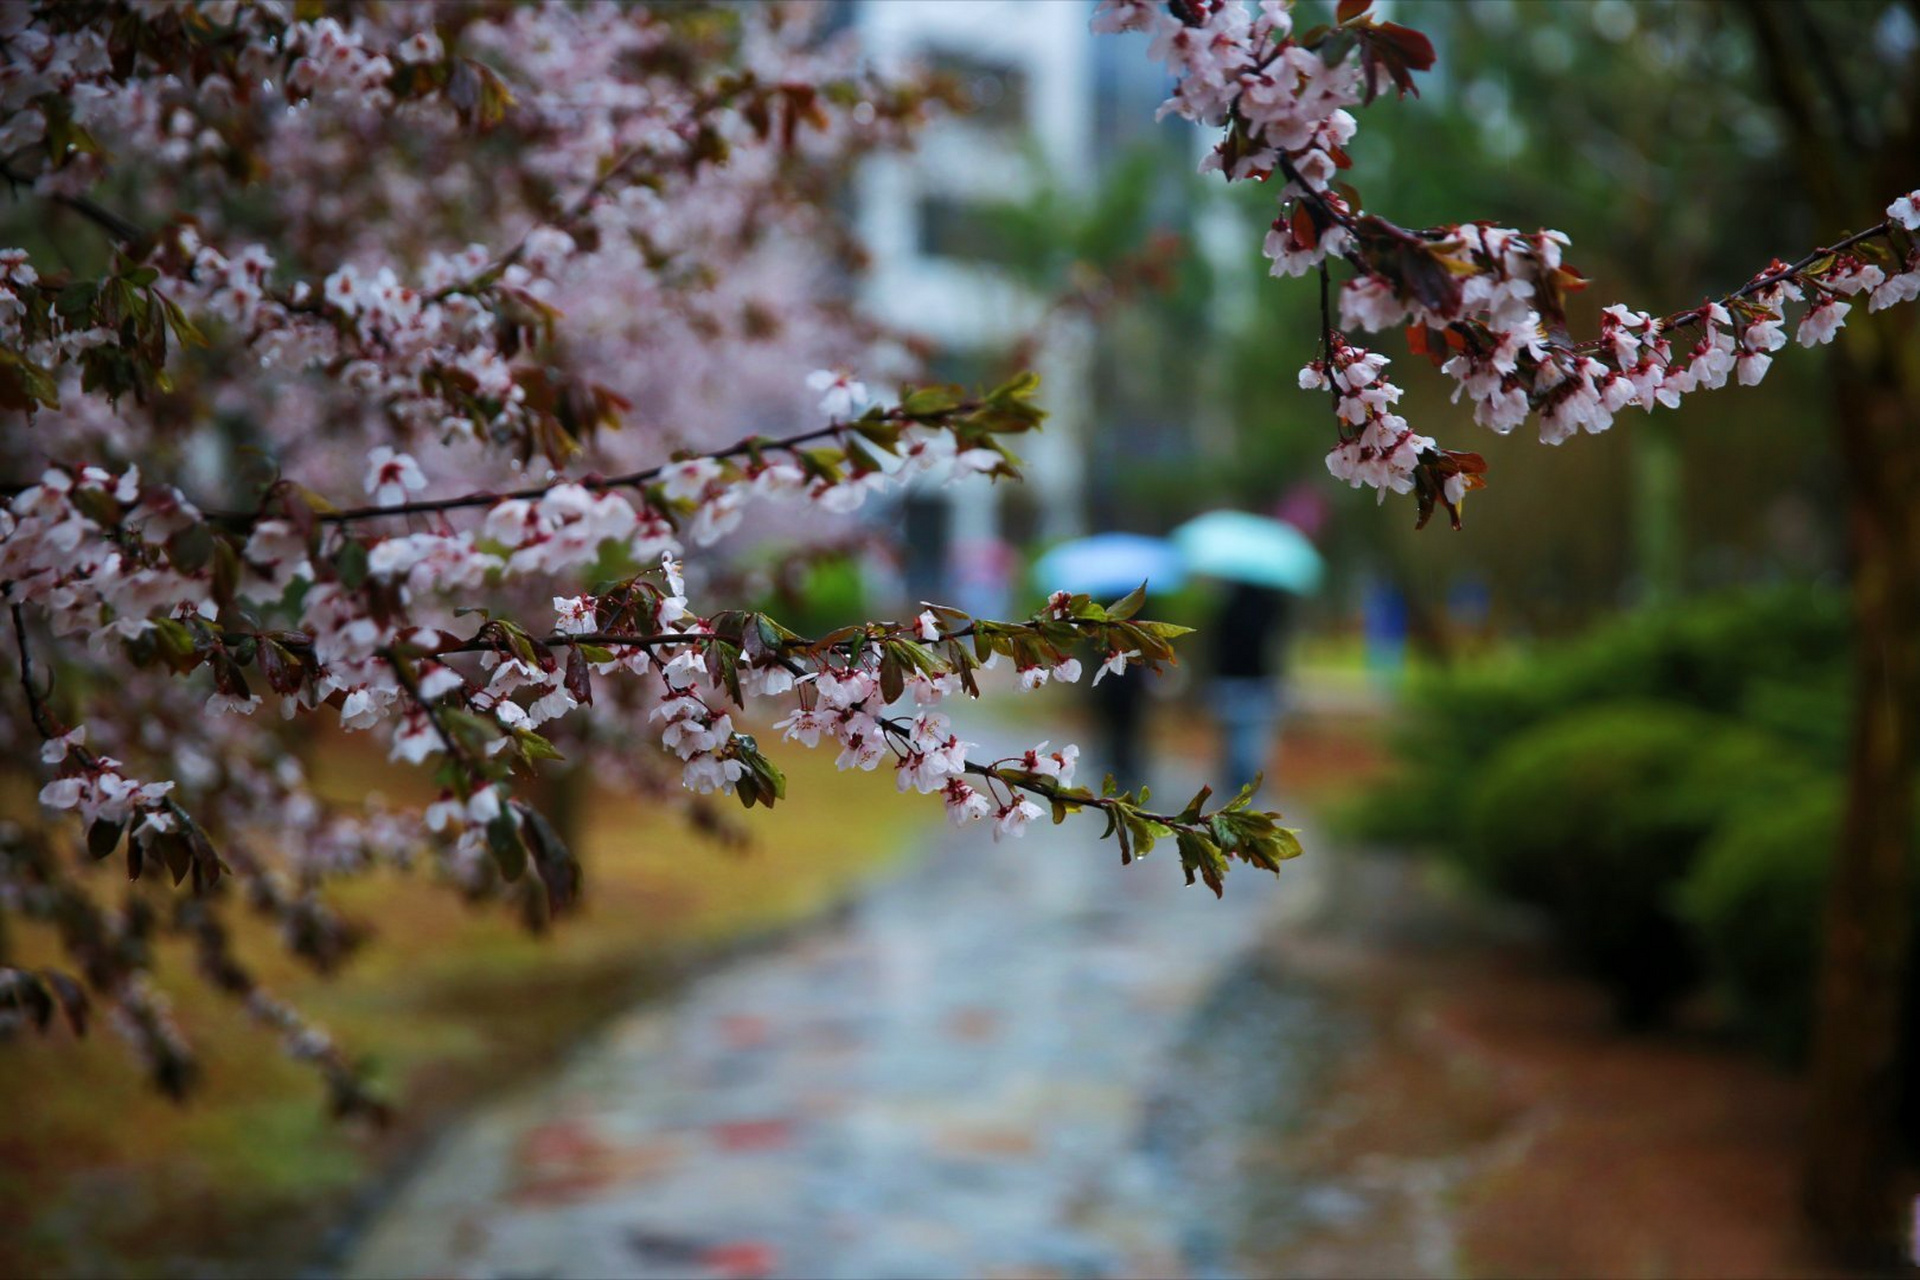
left=853, top=0, right=1173, bottom=610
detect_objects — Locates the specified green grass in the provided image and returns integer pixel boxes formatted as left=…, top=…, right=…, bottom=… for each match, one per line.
left=0, top=737, right=928, bottom=1278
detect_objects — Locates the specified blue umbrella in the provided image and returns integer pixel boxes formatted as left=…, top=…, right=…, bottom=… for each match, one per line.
left=1032, top=532, right=1187, bottom=597
left=1171, top=510, right=1324, bottom=594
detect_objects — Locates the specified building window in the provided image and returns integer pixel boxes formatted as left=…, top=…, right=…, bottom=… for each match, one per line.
left=916, top=195, right=1023, bottom=267
left=900, top=492, right=950, bottom=602
left=926, top=48, right=1028, bottom=132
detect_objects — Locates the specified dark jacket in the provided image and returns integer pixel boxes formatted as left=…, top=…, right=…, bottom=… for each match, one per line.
left=1208, top=583, right=1290, bottom=680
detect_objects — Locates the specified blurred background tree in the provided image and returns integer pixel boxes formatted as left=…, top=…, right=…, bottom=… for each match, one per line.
left=1736, top=0, right=1920, bottom=1258
left=1016, top=0, right=1916, bottom=1257
left=4, top=2, right=1912, bottom=1268
left=1316, top=0, right=1915, bottom=1257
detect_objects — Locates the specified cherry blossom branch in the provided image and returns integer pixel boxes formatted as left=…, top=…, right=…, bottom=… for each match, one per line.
left=872, top=713, right=1302, bottom=898
left=15, top=602, right=231, bottom=890
left=962, top=756, right=1245, bottom=841
left=1276, top=116, right=1903, bottom=367
left=427, top=611, right=1116, bottom=660
left=379, top=647, right=482, bottom=788
left=1566, top=220, right=1898, bottom=353
left=1097, top=0, right=1920, bottom=525
left=19, top=603, right=214, bottom=863
left=206, top=400, right=987, bottom=531
left=0, top=0, right=1000, bottom=1116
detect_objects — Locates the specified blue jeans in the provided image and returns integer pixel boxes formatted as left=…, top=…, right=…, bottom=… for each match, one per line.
left=1210, top=677, right=1283, bottom=797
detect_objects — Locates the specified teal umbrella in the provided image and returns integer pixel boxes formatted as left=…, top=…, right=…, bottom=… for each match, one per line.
left=1171, top=510, right=1324, bottom=594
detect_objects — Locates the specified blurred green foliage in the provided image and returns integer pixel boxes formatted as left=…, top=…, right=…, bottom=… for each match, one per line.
left=1464, top=701, right=1822, bottom=1022
left=1349, top=587, right=1851, bottom=846
left=1679, top=781, right=1847, bottom=1057
left=1348, top=587, right=1875, bottom=1026
left=1679, top=783, right=1920, bottom=1061
left=751, top=552, right=870, bottom=637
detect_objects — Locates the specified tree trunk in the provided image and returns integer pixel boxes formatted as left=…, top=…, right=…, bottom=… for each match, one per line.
left=1739, top=3, right=1920, bottom=1256
left=1803, top=310, right=1920, bottom=1264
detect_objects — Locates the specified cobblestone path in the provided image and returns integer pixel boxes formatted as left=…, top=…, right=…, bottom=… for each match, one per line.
left=347, top=751, right=1325, bottom=1280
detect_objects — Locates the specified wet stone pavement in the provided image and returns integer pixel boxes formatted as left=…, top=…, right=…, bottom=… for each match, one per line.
left=346, top=743, right=1332, bottom=1280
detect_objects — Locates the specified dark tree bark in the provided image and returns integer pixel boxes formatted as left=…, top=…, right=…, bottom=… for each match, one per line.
left=1808, top=305, right=1920, bottom=1263
left=1744, top=0, right=1920, bottom=1261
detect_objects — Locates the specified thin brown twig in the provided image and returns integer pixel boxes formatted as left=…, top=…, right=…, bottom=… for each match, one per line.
left=1566, top=220, right=1898, bottom=352
left=10, top=600, right=61, bottom=740
left=380, top=647, right=481, bottom=786
left=876, top=711, right=1274, bottom=836
left=0, top=161, right=145, bottom=244
left=1316, top=258, right=1343, bottom=420
left=204, top=401, right=983, bottom=530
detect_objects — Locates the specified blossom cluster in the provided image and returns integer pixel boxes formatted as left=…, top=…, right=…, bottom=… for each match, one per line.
left=1093, top=1, right=1920, bottom=523
left=36, top=731, right=177, bottom=840
left=1301, top=338, right=1431, bottom=498
left=1342, top=200, right=1920, bottom=450
left=5, top=2, right=936, bottom=481
left=4, top=0, right=1320, bottom=1114
left=4, top=363, right=1294, bottom=1000
left=0, top=219, right=610, bottom=460
left=2, top=3, right=506, bottom=198
left=0, top=0, right=982, bottom=1106
left=1, top=464, right=208, bottom=645
left=1093, top=0, right=1421, bottom=276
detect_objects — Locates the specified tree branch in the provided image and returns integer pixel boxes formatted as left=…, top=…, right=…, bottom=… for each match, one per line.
left=380, top=647, right=482, bottom=787
left=206, top=400, right=984, bottom=530
left=0, top=161, right=145, bottom=244
left=1238, top=55, right=1902, bottom=366
left=10, top=600, right=60, bottom=740
left=426, top=612, right=1113, bottom=660
left=1567, top=220, right=1898, bottom=353
left=1316, top=258, right=1342, bottom=418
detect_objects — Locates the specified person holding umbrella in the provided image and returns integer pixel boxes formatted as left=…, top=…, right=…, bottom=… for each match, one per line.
left=1206, top=581, right=1291, bottom=795
left=1172, top=509, right=1324, bottom=799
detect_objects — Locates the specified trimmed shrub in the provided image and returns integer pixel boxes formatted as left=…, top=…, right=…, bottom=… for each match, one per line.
left=1679, top=781, right=1919, bottom=1060
left=1343, top=587, right=1850, bottom=848
left=1463, top=701, right=1821, bottom=1024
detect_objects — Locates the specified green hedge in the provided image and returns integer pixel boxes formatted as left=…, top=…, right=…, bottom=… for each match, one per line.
left=1345, top=587, right=1850, bottom=850
left=1462, top=701, right=1822, bottom=1023
left=1678, top=781, right=1920, bottom=1060
left=1345, top=588, right=1920, bottom=1054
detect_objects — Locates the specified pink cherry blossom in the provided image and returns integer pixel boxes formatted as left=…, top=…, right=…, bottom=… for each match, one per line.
left=364, top=447, right=427, bottom=507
